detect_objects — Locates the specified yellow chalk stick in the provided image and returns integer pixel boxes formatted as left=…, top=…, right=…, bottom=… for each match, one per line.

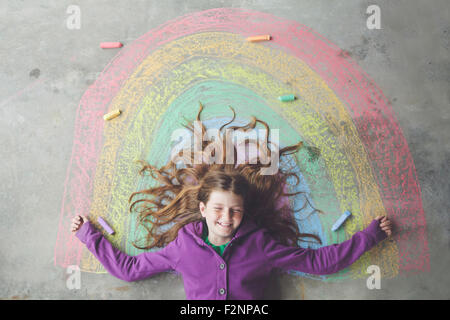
left=246, top=35, right=271, bottom=42
left=103, top=109, right=121, bottom=121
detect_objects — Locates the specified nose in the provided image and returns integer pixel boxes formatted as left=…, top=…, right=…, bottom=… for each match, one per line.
left=221, top=208, right=233, bottom=221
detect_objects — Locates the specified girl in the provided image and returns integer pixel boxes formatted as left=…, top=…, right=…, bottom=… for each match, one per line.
left=71, top=104, right=392, bottom=300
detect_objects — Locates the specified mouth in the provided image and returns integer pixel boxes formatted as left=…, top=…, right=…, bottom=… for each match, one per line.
left=217, top=222, right=233, bottom=230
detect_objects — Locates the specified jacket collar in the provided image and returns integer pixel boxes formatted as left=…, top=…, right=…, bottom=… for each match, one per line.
left=186, top=215, right=260, bottom=246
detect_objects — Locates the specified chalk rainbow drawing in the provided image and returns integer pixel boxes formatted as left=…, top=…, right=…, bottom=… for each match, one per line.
left=55, top=8, right=429, bottom=282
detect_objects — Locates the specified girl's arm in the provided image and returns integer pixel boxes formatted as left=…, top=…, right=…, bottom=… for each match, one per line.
left=263, top=219, right=387, bottom=275
left=75, top=221, right=180, bottom=282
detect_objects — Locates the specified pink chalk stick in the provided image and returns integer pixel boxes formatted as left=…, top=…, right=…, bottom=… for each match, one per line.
left=97, top=217, right=115, bottom=234
left=100, top=42, right=123, bottom=49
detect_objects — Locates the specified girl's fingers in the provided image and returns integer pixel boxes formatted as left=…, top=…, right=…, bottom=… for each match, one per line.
left=375, top=216, right=389, bottom=223
left=71, top=215, right=87, bottom=232
left=72, top=216, right=85, bottom=224
left=71, top=222, right=80, bottom=232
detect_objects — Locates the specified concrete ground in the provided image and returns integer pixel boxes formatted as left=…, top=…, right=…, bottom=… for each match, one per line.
left=0, top=0, right=449, bottom=299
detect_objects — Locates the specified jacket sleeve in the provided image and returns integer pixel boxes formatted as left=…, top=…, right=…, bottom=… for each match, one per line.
left=263, top=219, right=387, bottom=275
left=75, top=221, right=180, bottom=282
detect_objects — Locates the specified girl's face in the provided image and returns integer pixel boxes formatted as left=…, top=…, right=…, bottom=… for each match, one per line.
left=199, top=190, right=245, bottom=246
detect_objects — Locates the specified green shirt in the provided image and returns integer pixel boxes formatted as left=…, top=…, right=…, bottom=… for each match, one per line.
left=202, top=229, right=230, bottom=256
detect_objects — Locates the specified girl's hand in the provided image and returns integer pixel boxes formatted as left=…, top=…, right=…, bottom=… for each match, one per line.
left=375, top=215, right=392, bottom=237
left=71, top=215, right=88, bottom=233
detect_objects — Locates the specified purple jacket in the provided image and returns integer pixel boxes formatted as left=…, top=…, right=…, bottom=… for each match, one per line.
left=76, top=216, right=386, bottom=299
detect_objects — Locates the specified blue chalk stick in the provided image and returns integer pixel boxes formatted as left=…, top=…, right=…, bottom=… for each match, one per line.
left=331, top=210, right=352, bottom=231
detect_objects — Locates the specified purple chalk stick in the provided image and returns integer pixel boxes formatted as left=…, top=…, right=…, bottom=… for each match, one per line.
left=97, top=217, right=115, bottom=234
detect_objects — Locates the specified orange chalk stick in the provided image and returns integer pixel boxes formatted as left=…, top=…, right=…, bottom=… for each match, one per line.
left=246, top=35, right=271, bottom=42
left=100, top=42, right=123, bottom=48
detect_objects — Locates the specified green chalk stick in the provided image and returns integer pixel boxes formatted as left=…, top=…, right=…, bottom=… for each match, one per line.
left=278, top=94, right=295, bottom=102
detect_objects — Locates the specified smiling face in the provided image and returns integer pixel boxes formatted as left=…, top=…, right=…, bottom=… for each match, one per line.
left=199, top=190, right=245, bottom=246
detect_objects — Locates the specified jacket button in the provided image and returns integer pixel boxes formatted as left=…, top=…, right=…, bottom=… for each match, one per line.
left=219, top=263, right=225, bottom=269
left=219, top=288, right=226, bottom=295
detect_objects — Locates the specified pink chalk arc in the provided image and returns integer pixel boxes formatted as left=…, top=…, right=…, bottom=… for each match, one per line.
left=55, top=8, right=429, bottom=275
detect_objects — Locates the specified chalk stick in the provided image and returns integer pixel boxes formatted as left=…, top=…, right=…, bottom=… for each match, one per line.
left=97, top=217, right=115, bottom=234
left=278, top=94, right=296, bottom=102
left=246, top=35, right=271, bottom=42
left=100, top=42, right=123, bottom=49
left=331, top=211, right=352, bottom=231
left=103, top=109, right=121, bottom=121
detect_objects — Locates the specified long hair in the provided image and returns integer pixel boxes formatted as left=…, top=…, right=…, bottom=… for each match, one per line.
left=128, top=102, right=323, bottom=250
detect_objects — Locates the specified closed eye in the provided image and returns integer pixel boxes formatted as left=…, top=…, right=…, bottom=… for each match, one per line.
left=213, top=207, right=242, bottom=213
